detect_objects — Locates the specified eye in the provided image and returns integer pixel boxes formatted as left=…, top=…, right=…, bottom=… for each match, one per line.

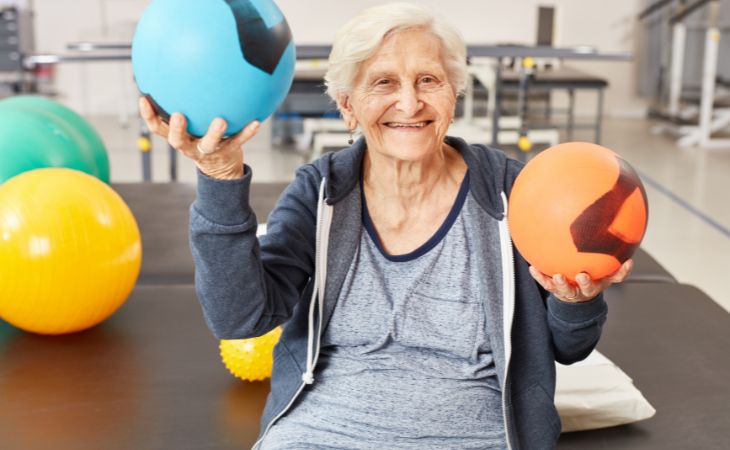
left=419, top=75, right=437, bottom=84
left=370, top=78, right=396, bottom=92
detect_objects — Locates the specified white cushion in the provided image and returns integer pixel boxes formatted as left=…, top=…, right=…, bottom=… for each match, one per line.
left=556, top=350, right=656, bottom=432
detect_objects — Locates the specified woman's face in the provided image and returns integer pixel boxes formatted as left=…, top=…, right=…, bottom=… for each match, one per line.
left=339, top=28, right=457, bottom=162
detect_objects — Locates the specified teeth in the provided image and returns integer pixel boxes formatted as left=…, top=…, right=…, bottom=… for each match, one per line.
left=389, top=122, right=427, bottom=128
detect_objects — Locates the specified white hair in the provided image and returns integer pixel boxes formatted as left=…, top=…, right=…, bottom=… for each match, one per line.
left=324, top=2, right=468, bottom=102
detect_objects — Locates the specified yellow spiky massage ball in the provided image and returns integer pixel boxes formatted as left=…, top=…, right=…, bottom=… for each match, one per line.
left=219, top=327, right=282, bottom=382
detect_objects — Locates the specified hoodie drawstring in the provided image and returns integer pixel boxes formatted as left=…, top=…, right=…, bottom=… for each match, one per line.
left=302, top=178, right=332, bottom=384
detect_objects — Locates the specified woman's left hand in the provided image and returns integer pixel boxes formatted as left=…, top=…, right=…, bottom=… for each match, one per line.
left=528, top=259, right=634, bottom=303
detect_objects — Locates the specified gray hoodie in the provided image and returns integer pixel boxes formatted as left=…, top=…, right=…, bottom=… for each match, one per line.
left=189, top=136, right=608, bottom=450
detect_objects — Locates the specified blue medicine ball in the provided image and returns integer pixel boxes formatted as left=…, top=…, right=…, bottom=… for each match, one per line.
left=132, top=0, right=296, bottom=137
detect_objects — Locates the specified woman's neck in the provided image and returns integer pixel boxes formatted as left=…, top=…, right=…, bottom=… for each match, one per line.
left=363, top=144, right=463, bottom=205
left=361, top=143, right=468, bottom=253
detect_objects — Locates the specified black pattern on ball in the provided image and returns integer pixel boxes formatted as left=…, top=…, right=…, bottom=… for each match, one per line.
left=224, top=0, right=293, bottom=75
left=570, top=156, right=648, bottom=263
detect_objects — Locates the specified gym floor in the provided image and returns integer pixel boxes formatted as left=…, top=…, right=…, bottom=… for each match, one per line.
left=95, top=114, right=730, bottom=314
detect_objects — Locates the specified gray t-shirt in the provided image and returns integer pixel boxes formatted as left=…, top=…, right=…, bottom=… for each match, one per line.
left=261, top=174, right=506, bottom=449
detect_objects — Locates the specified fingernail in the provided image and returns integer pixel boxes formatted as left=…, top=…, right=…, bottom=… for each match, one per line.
left=554, top=274, right=564, bottom=284
left=577, top=274, right=589, bottom=285
left=215, top=119, right=225, bottom=131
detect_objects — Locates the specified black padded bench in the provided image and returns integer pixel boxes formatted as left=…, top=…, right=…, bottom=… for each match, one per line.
left=558, top=282, right=730, bottom=449
left=0, top=285, right=268, bottom=449
left=500, top=66, right=609, bottom=143
left=2, top=282, right=728, bottom=449
left=0, top=181, right=703, bottom=450
left=112, top=182, right=286, bottom=285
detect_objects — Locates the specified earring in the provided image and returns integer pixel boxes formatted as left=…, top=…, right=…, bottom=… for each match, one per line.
left=348, top=130, right=354, bottom=145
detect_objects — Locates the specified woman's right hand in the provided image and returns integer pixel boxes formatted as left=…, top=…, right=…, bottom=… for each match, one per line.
left=138, top=96, right=260, bottom=180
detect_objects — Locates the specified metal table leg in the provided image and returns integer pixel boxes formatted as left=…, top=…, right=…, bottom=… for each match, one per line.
left=168, top=144, right=177, bottom=182
left=596, top=88, right=604, bottom=144
left=567, top=88, right=575, bottom=141
left=492, top=58, right=503, bottom=147
left=138, top=117, right=152, bottom=182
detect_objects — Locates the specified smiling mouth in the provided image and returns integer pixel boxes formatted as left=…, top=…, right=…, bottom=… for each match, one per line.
left=383, top=120, right=434, bottom=129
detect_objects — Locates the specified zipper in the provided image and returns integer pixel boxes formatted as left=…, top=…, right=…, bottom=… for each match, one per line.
left=251, top=380, right=307, bottom=450
left=252, top=286, right=324, bottom=450
left=252, top=178, right=330, bottom=449
left=499, top=192, right=516, bottom=450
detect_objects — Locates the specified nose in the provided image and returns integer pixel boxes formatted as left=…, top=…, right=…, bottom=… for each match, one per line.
left=395, top=84, right=423, bottom=116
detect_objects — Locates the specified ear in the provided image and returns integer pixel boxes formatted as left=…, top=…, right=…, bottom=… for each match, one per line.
left=336, top=94, right=358, bottom=131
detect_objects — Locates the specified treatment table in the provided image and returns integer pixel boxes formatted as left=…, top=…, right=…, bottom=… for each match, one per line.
left=0, top=182, right=725, bottom=450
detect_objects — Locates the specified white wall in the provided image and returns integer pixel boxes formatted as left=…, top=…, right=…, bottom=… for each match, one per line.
left=30, top=0, right=647, bottom=117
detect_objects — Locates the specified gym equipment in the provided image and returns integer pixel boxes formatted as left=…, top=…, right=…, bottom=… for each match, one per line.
left=220, top=327, right=282, bottom=382
left=0, top=102, right=108, bottom=184
left=0, top=96, right=110, bottom=182
left=131, top=0, right=296, bottom=137
left=508, top=142, right=648, bottom=283
left=0, top=184, right=710, bottom=449
left=0, top=168, right=141, bottom=335
left=639, top=0, right=730, bottom=148
left=0, top=7, right=34, bottom=94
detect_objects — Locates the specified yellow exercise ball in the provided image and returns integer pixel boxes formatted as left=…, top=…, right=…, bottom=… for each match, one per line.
left=220, top=327, right=282, bottom=382
left=0, top=168, right=141, bottom=335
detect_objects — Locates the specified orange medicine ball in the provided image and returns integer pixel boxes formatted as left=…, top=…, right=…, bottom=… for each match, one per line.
left=507, top=142, right=648, bottom=283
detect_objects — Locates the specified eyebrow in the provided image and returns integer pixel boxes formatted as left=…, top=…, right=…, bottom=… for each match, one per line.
left=364, top=70, right=397, bottom=82
left=364, top=66, right=445, bottom=82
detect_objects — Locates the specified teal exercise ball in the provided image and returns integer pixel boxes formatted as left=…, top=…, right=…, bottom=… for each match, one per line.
left=0, top=107, right=107, bottom=184
left=0, top=96, right=110, bottom=183
left=131, top=0, right=296, bottom=137
left=0, top=318, right=19, bottom=354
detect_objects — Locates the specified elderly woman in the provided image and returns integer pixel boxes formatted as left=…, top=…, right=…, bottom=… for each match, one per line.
left=140, top=3, right=631, bottom=449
